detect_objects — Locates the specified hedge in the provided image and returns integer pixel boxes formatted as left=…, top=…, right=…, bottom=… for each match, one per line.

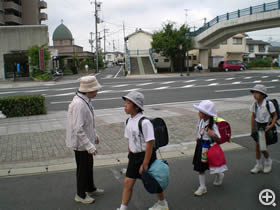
left=0, top=95, right=47, bottom=118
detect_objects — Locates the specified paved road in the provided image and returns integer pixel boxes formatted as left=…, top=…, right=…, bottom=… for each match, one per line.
left=0, top=136, right=279, bottom=210
left=0, top=68, right=279, bottom=112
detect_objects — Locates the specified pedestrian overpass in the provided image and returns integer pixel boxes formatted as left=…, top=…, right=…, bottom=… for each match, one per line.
left=191, top=0, right=280, bottom=69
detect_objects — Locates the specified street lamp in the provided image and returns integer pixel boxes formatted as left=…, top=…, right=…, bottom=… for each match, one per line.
left=185, top=32, right=190, bottom=76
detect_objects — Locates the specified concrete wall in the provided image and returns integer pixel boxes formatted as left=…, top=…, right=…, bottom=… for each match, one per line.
left=127, top=32, right=152, bottom=51
left=0, top=25, right=49, bottom=80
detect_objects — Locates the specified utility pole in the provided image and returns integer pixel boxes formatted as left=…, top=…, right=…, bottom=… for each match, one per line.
left=204, top=17, right=207, bottom=26
left=184, top=9, right=189, bottom=26
left=93, top=0, right=101, bottom=73
left=89, top=32, right=94, bottom=52
left=113, top=40, right=116, bottom=52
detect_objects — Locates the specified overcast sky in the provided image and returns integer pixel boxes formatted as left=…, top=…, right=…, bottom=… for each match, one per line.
left=45, top=0, right=280, bottom=52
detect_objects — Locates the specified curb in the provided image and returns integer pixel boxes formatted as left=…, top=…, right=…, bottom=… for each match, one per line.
left=0, top=140, right=244, bottom=178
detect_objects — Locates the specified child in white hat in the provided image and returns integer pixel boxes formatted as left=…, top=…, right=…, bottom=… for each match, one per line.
left=249, top=84, right=278, bottom=174
left=117, top=91, right=169, bottom=210
left=192, top=100, right=228, bottom=196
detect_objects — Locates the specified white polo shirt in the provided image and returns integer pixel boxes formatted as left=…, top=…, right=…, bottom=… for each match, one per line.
left=196, top=119, right=221, bottom=141
left=124, top=113, right=155, bottom=153
left=250, top=99, right=275, bottom=123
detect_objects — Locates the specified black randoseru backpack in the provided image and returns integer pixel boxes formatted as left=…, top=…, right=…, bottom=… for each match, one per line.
left=138, top=117, right=169, bottom=150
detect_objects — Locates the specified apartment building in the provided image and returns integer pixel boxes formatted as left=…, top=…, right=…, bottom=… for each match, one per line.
left=0, top=0, right=47, bottom=26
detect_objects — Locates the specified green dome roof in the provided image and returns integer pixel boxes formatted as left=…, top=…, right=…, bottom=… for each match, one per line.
left=52, top=23, right=73, bottom=40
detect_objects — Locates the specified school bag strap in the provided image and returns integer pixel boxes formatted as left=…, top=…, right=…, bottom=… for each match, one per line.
left=265, top=100, right=280, bottom=126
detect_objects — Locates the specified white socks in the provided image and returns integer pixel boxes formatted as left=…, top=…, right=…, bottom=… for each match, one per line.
left=199, top=174, right=206, bottom=188
left=120, top=204, right=128, bottom=210
left=256, top=159, right=262, bottom=166
left=158, top=199, right=167, bottom=206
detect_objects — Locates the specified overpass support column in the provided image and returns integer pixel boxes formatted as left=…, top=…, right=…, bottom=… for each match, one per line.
left=199, top=49, right=210, bottom=71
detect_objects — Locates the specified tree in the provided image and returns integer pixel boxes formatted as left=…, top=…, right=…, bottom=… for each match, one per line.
left=152, top=22, right=193, bottom=72
left=27, top=44, right=51, bottom=73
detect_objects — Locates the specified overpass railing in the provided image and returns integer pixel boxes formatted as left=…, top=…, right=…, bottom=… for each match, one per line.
left=191, top=0, right=280, bottom=36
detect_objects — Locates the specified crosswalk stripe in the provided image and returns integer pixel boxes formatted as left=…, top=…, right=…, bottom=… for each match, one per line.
left=161, top=81, right=175, bottom=85
left=232, top=82, right=241, bottom=84
left=98, top=90, right=113, bottom=94
left=206, top=79, right=216, bottom=82
left=184, top=80, right=196, bottom=83
left=182, top=85, right=194, bottom=88
left=136, top=82, right=153, bottom=86
left=46, top=92, right=75, bottom=97
left=123, top=88, right=140, bottom=92
left=225, top=78, right=234, bottom=80
left=155, top=86, right=169, bottom=90
left=272, top=79, right=279, bottom=82
left=262, top=76, right=269, bottom=78
left=112, top=84, right=129, bottom=88
left=244, top=77, right=252, bottom=79
left=253, top=80, right=262, bottom=83
left=208, top=83, right=218, bottom=86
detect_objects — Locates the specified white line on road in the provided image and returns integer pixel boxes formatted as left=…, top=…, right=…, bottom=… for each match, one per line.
left=160, top=81, right=175, bottom=85
left=182, top=85, right=194, bottom=88
left=215, top=86, right=275, bottom=93
left=136, top=82, right=153, bottom=86
left=114, top=66, right=123, bottom=78
left=98, top=90, right=113, bottom=94
left=244, top=77, right=252, bottom=79
left=50, top=97, right=121, bottom=104
left=232, top=81, right=241, bottom=84
left=123, top=88, right=140, bottom=92
left=225, top=78, right=235, bottom=80
left=272, top=79, right=279, bottom=82
left=184, top=80, right=196, bottom=83
left=56, top=87, right=77, bottom=91
left=261, top=76, right=269, bottom=78
left=205, top=79, right=216, bottom=82
left=253, top=80, right=262, bottom=83
left=155, top=86, right=169, bottom=90
left=25, top=89, right=50, bottom=93
left=208, top=83, right=218, bottom=86
left=46, top=92, right=75, bottom=97
left=112, top=84, right=129, bottom=88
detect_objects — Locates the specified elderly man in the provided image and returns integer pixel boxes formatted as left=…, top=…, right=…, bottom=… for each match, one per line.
left=66, top=76, right=104, bottom=204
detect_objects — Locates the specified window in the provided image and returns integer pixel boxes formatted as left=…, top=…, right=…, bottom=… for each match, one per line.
left=233, top=38, right=242, bottom=45
left=154, top=59, right=158, bottom=62
left=193, top=56, right=197, bottom=61
left=259, top=45, right=265, bottom=52
left=249, top=45, right=254, bottom=53
left=221, top=40, right=227, bottom=45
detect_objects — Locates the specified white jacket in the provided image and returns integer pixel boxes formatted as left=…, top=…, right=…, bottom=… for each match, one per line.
left=66, top=92, right=97, bottom=153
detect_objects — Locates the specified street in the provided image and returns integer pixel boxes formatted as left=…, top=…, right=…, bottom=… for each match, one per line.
left=0, top=136, right=279, bottom=210
left=0, top=67, right=279, bottom=112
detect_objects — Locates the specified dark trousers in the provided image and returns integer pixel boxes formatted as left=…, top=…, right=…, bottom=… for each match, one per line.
left=74, top=151, right=96, bottom=198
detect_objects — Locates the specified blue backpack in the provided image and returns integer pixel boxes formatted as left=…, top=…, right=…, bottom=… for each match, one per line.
left=266, top=99, right=280, bottom=126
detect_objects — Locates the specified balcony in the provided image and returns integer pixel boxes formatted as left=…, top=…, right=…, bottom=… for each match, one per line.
left=39, top=1, right=47, bottom=9
left=4, top=14, right=22, bottom=25
left=40, top=12, right=48, bottom=21
left=3, top=1, right=22, bottom=13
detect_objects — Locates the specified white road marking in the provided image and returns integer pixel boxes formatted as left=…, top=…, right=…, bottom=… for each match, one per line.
left=51, top=97, right=121, bottom=104
left=184, top=80, right=196, bottom=83
left=182, top=85, right=194, bottom=88
left=114, top=66, right=123, bottom=78
left=215, top=86, right=275, bottom=93
left=123, top=88, right=140, bottom=92
left=155, top=86, right=169, bottom=90
left=244, top=77, right=252, bottom=79
left=46, top=92, right=75, bottom=97
left=112, top=84, right=129, bottom=88
left=272, top=79, right=279, bottom=82
left=225, top=78, right=235, bottom=80
left=261, top=76, right=269, bottom=78
left=232, top=81, right=241, bottom=84
left=56, top=87, right=76, bottom=91
left=98, top=90, right=113, bottom=94
left=25, top=89, right=49, bottom=93
left=0, top=91, right=17, bottom=95
left=208, top=83, right=218, bottom=86
left=253, top=80, right=262, bottom=83
left=136, top=82, right=153, bottom=86
left=205, top=79, right=216, bottom=82
left=161, top=81, right=175, bottom=85
left=105, top=75, right=113, bottom=79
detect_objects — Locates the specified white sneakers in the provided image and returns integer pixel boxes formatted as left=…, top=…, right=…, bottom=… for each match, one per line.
left=86, top=188, right=105, bottom=197
left=251, top=159, right=272, bottom=174
left=194, top=186, right=207, bottom=196
left=148, top=200, right=169, bottom=210
left=74, top=194, right=95, bottom=204
left=213, top=173, right=224, bottom=186
left=263, top=159, right=272, bottom=173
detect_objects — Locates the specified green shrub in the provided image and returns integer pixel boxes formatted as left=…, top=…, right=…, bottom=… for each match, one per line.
left=247, top=57, right=272, bottom=68
left=0, top=95, right=47, bottom=118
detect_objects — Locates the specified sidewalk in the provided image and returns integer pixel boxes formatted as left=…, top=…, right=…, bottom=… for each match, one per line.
left=1, top=93, right=279, bottom=177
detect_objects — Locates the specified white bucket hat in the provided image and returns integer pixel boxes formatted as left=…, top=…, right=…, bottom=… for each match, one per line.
left=79, top=76, right=101, bottom=92
left=122, top=91, right=144, bottom=111
left=193, top=100, right=217, bottom=117
left=250, top=84, right=267, bottom=97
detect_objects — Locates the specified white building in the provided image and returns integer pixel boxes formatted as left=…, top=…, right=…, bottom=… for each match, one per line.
left=245, top=38, right=271, bottom=61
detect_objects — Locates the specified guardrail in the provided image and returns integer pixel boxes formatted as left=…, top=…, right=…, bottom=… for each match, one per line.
left=191, top=0, right=280, bottom=36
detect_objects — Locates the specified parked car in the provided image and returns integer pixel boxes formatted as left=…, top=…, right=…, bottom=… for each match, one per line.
left=219, top=60, right=245, bottom=72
